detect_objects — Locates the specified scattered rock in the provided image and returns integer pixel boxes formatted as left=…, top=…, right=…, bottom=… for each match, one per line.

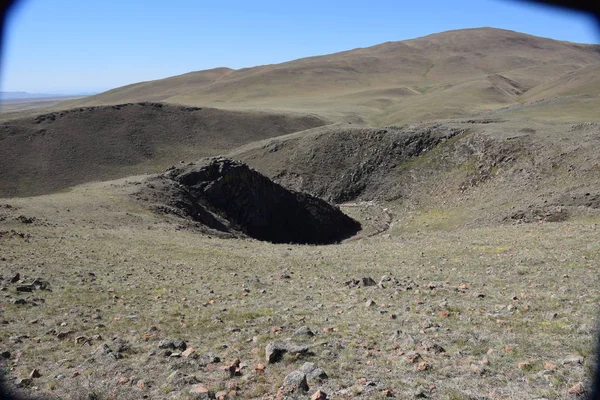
left=361, top=277, right=377, bottom=287
left=9, top=335, right=24, bottom=343
left=15, top=378, right=32, bottom=388
left=215, top=391, right=228, bottom=400
left=158, top=339, right=187, bottom=351
left=416, top=362, right=430, bottom=371
left=75, top=336, right=90, bottom=345
left=365, top=299, right=377, bottom=308
left=32, top=278, right=51, bottom=290
left=280, top=370, right=309, bottom=395
left=265, top=342, right=308, bottom=363
left=299, top=362, right=328, bottom=382
left=567, top=382, right=586, bottom=396
left=9, top=273, right=20, bottom=283
left=287, top=344, right=309, bottom=355
left=293, top=326, right=314, bottom=337
left=311, top=390, right=328, bottom=400
left=117, top=377, right=129, bottom=385
left=56, top=331, right=75, bottom=340
left=94, top=343, right=122, bottom=360
left=16, top=284, right=34, bottom=292
left=224, top=358, right=241, bottom=377
left=418, top=341, right=445, bottom=354
left=562, top=355, right=583, bottom=366
left=189, top=384, right=215, bottom=399
left=378, top=275, right=392, bottom=288
left=182, top=347, right=197, bottom=358
left=29, top=369, right=41, bottom=379
left=112, top=337, right=130, bottom=353
left=266, top=342, right=287, bottom=363
left=405, top=352, right=421, bottom=364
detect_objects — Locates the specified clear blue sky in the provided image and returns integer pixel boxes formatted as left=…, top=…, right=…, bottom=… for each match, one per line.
left=1, top=0, right=598, bottom=94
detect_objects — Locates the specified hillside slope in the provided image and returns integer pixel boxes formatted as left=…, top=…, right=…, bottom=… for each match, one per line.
left=61, top=28, right=600, bottom=125
left=234, top=119, right=600, bottom=230
left=0, top=103, right=325, bottom=197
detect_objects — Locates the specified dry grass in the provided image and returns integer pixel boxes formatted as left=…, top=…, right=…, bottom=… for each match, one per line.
left=0, top=177, right=597, bottom=399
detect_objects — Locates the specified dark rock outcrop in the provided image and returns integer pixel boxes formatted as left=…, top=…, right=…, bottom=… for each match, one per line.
left=140, top=157, right=361, bottom=244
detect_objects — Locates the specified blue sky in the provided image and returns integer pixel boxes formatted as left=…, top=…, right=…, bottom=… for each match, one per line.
left=1, top=0, right=598, bottom=94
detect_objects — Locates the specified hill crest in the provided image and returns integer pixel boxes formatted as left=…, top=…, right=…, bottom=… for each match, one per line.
left=57, top=27, right=600, bottom=126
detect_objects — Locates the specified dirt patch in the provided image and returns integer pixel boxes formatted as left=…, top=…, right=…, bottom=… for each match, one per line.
left=136, top=157, right=361, bottom=244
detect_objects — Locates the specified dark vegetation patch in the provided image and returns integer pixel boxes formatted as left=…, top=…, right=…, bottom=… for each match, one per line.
left=137, top=157, right=361, bottom=244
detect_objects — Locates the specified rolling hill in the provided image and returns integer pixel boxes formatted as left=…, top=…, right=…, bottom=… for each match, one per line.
left=0, top=103, right=325, bottom=197
left=58, top=27, right=600, bottom=125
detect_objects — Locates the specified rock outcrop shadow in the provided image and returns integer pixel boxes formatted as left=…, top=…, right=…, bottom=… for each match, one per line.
left=139, top=157, right=361, bottom=244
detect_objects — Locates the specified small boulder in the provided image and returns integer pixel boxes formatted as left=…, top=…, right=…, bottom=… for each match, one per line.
left=215, top=391, right=228, bottom=400
left=299, top=362, right=328, bottom=382
left=182, top=347, right=197, bottom=358
left=16, top=285, right=34, bottom=292
left=32, top=278, right=51, bottom=290
left=266, top=342, right=287, bottom=363
left=281, top=370, right=309, bottom=394
left=361, top=277, right=377, bottom=287
left=112, top=337, right=130, bottom=353
left=293, top=326, right=314, bottom=337
left=189, top=384, right=215, bottom=399
left=265, top=342, right=307, bottom=363
left=29, top=369, right=41, bottom=379
left=286, top=344, right=309, bottom=355
left=562, top=355, right=584, bottom=366
left=405, top=352, right=421, bottom=364
left=158, top=339, right=187, bottom=351
left=567, top=382, right=586, bottom=396
left=94, top=343, right=122, bottom=360
left=311, top=390, right=328, bottom=400
left=15, top=378, right=32, bottom=388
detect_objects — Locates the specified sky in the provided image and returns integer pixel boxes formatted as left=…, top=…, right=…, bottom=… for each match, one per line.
left=0, top=0, right=598, bottom=94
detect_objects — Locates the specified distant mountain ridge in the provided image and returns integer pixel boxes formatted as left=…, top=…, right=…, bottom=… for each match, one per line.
left=0, top=91, right=94, bottom=101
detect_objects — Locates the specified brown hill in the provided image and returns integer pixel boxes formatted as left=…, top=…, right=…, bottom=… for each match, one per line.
left=60, top=28, right=600, bottom=125
left=233, top=119, right=600, bottom=228
left=0, top=102, right=325, bottom=197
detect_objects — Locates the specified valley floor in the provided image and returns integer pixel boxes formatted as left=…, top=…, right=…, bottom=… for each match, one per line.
left=0, top=180, right=598, bottom=399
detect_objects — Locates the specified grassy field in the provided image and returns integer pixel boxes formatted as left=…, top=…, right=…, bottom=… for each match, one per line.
left=0, top=167, right=597, bottom=399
